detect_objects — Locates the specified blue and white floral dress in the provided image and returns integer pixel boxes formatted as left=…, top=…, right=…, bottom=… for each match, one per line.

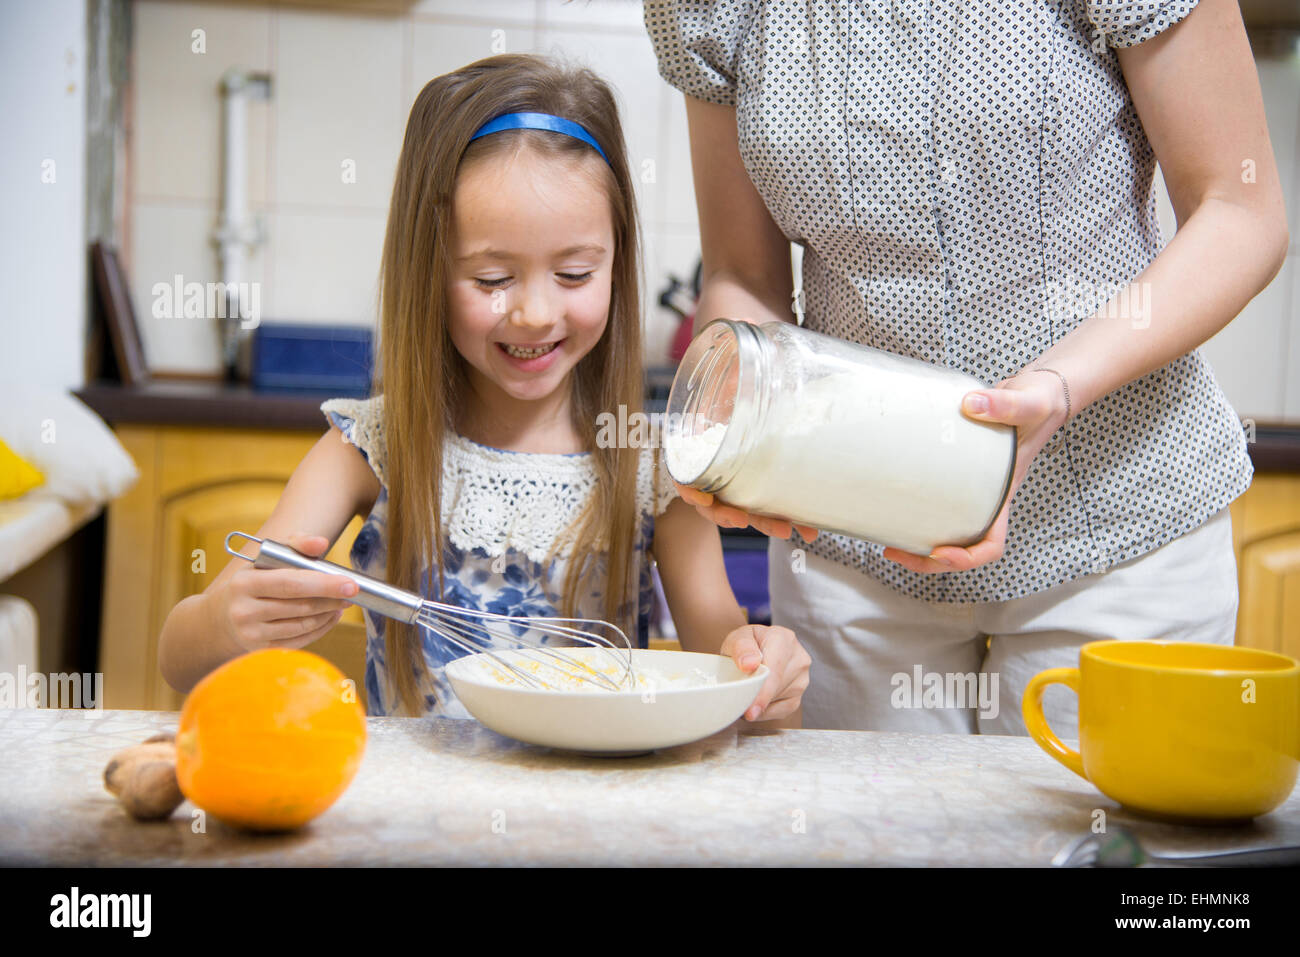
left=322, top=396, right=679, bottom=717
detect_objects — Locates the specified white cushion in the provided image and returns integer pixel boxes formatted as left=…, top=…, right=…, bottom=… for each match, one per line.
left=0, top=493, right=100, bottom=582
left=0, top=386, right=138, bottom=507
left=0, top=594, right=38, bottom=673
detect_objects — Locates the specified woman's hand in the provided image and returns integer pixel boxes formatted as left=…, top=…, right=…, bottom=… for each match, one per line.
left=882, top=370, right=1070, bottom=574
left=673, top=482, right=821, bottom=543
left=720, top=623, right=811, bottom=721
left=210, top=534, right=359, bottom=652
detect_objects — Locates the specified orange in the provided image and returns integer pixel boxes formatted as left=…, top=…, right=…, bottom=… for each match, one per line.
left=176, top=648, right=366, bottom=831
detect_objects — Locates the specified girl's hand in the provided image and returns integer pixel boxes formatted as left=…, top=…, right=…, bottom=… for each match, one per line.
left=212, top=534, right=359, bottom=652
left=673, top=482, right=820, bottom=543
left=720, top=623, right=811, bottom=721
left=882, top=369, right=1071, bottom=574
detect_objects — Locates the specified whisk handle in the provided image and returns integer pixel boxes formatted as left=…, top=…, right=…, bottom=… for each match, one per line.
left=224, top=531, right=424, bottom=625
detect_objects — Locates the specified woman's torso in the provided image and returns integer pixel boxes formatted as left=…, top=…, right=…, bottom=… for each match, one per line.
left=646, top=0, right=1252, bottom=602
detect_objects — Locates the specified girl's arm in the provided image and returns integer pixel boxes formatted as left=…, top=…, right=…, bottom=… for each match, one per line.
left=888, top=0, right=1290, bottom=575
left=652, top=498, right=810, bottom=727
left=158, top=426, right=381, bottom=693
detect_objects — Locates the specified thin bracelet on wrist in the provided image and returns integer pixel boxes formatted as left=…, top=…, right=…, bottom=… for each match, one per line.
left=1032, top=367, right=1071, bottom=421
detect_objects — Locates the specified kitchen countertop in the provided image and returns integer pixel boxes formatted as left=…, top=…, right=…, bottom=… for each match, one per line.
left=4, top=709, right=1298, bottom=866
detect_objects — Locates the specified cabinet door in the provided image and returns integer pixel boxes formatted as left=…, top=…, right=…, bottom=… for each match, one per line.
left=153, top=480, right=366, bottom=710
left=1231, top=474, right=1300, bottom=662
left=1237, top=532, right=1300, bottom=661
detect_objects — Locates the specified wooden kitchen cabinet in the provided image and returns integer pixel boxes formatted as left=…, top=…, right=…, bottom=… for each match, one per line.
left=98, top=424, right=366, bottom=711
left=1230, top=473, right=1300, bottom=661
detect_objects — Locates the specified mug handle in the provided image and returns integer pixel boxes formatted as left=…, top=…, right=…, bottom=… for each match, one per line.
left=1022, top=667, right=1086, bottom=780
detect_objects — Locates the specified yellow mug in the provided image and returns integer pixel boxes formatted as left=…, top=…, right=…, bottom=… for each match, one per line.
left=1023, top=641, right=1300, bottom=822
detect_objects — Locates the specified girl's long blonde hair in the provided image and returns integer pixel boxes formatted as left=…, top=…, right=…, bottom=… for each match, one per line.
left=374, top=54, right=644, bottom=716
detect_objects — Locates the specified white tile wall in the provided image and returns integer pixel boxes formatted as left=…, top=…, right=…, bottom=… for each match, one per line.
left=268, top=208, right=387, bottom=323
left=129, top=2, right=1296, bottom=409
left=1284, top=252, right=1300, bottom=419
left=132, top=1, right=272, bottom=206
left=273, top=10, right=405, bottom=210
left=129, top=0, right=693, bottom=373
left=131, top=201, right=239, bottom=370
left=542, top=0, right=643, bottom=30
left=537, top=28, right=662, bottom=219
left=643, top=222, right=704, bottom=359
left=1258, top=56, right=1299, bottom=232
left=658, top=82, right=699, bottom=229
left=1197, top=252, right=1294, bottom=419
left=407, top=19, right=539, bottom=116
left=411, top=0, right=541, bottom=24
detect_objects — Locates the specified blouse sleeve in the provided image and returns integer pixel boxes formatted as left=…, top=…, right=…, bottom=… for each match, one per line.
left=643, top=0, right=757, bottom=106
left=321, top=395, right=386, bottom=485
left=1085, top=0, right=1200, bottom=49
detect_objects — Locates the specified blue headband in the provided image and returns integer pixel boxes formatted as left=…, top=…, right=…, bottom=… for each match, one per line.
left=467, top=111, right=611, bottom=166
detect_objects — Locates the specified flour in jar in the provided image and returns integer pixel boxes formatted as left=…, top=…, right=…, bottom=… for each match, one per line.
left=665, top=369, right=1012, bottom=554
left=665, top=422, right=727, bottom=482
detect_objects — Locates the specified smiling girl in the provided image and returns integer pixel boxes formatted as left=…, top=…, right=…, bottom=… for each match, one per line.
left=158, top=54, right=810, bottom=721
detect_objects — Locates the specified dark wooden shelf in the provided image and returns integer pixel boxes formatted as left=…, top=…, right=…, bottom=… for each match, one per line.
left=1248, top=424, right=1300, bottom=473
left=75, top=380, right=353, bottom=432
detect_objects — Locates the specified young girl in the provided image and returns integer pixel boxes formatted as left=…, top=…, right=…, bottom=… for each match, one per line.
left=158, top=54, right=810, bottom=722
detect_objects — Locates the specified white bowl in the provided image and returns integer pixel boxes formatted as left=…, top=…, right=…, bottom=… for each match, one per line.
left=445, top=648, right=768, bottom=753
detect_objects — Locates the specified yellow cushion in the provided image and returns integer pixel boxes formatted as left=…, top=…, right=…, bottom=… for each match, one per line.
left=0, top=437, right=44, bottom=501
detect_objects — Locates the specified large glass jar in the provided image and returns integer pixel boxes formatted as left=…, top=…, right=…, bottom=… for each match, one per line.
left=663, top=319, right=1017, bottom=554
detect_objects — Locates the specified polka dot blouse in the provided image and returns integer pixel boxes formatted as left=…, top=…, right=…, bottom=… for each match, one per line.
left=644, top=0, right=1253, bottom=603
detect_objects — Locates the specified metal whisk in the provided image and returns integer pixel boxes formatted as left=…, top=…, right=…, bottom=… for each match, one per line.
left=224, top=532, right=636, bottom=692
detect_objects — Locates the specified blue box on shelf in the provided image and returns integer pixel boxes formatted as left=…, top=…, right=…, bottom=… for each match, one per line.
left=252, top=322, right=373, bottom=396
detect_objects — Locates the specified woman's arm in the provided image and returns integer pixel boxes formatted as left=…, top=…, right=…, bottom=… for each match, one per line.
left=158, top=426, right=381, bottom=693
left=888, top=0, right=1289, bottom=575
left=1035, top=0, right=1287, bottom=412
left=652, top=498, right=809, bottom=726
left=673, top=95, right=821, bottom=541
left=685, top=94, right=797, bottom=333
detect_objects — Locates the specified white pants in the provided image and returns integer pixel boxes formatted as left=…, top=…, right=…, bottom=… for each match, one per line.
left=769, top=507, right=1238, bottom=737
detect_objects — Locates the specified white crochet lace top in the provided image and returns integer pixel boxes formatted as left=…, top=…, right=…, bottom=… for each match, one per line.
left=321, top=395, right=678, bottom=717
